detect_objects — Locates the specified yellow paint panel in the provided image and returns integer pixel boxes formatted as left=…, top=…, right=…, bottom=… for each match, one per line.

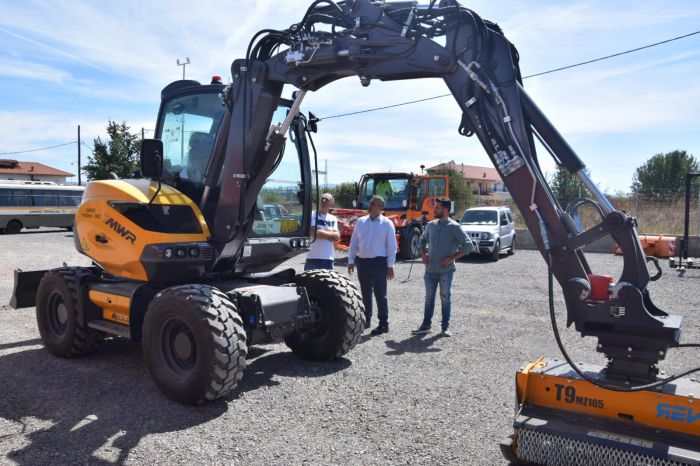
left=76, top=179, right=210, bottom=281
left=89, top=290, right=131, bottom=325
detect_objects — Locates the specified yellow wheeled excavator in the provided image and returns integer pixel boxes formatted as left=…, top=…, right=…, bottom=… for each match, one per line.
left=11, top=1, right=700, bottom=463
left=11, top=76, right=365, bottom=405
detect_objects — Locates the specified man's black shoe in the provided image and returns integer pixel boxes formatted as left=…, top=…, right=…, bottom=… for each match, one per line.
left=370, top=325, right=389, bottom=336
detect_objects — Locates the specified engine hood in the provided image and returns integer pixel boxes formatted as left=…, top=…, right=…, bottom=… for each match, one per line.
left=460, top=223, right=499, bottom=234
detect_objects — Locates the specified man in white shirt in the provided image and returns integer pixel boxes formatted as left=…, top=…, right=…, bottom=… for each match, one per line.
left=305, top=193, right=340, bottom=270
left=348, top=195, right=397, bottom=336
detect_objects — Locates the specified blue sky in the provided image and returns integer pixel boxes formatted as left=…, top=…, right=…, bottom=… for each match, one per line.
left=0, top=0, right=698, bottom=192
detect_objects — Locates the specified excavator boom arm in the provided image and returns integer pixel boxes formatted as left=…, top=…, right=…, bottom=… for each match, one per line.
left=208, top=0, right=681, bottom=382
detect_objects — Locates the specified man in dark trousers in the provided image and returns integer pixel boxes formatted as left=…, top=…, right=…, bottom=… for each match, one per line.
left=413, top=197, right=472, bottom=337
left=347, top=195, right=397, bottom=336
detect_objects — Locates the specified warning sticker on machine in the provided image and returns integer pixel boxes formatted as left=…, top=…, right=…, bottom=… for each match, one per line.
left=280, top=220, right=299, bottom=234
left=252, top=221, right=281, bottom=235
left=243, top=245, right=252, bottom=257
left=587, top=430, right=653, bottom=449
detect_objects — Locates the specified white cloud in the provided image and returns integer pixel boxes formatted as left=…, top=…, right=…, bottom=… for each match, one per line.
left=0, top=57, right=72, bottom=83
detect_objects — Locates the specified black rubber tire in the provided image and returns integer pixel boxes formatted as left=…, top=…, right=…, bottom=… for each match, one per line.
left=490, top=240, right=500, bottom=262
left=286, top=270, right=365, bottom=361
left=508, top=236, right=516, bottom=255
left=36, top=267, right=103, bottom=357
left=142, top=285, right=247, bottom=405
left=398, top=226, right=421, bottom=260
left=6, top=220, right=22, bottom=235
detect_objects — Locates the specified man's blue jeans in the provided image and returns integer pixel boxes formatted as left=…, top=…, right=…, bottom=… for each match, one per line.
left=422, top=270, right=454, bottom=331
left=304, top=259, right=334, bottom=271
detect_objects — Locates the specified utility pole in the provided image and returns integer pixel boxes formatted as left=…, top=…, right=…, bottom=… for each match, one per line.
left=177, top=57, right=191, bottom=80
left=77, top=124, right=81, bottom=185
left=141, top=127, right=145, bottom=140
left=324, top=159, right=328, bottom=187
left=312, top=162, right=327, bottom=188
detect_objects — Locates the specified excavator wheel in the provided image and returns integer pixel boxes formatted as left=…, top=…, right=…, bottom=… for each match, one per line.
left=36, top=267, right=104, bottom=357
left=398, top=226, right=421, bottom=260
left=286, top=270, right=365, bottom=361
left=142, top=285, right=247, bottom=405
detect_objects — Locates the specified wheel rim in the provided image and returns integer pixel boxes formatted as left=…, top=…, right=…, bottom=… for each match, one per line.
left=160, top=318, right=197, bottom=375
left=410, top=232, right=420, bottom=258
left=45, top=292, right=69, bottom=337
left=301, top=298, right=330, bottom=339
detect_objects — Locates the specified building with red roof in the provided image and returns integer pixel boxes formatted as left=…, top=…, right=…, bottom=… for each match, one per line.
left=0, top=160, right=73, bottom=184
left=426, top=161, right=510, bottom=200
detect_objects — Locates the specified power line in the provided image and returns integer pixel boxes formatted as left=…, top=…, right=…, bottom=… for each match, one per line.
left=525, top=29, right=700, bottom=79
left=319, top=29, right=700, bottom=121
left=0, top=141, right=77, bottom=156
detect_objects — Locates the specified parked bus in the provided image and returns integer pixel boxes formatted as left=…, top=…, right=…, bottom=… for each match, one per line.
left=0, top=181, right=84, bottom=234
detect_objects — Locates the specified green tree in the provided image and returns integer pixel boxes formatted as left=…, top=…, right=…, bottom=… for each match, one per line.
left=83, top=121, right=141, bottom=181
left=632, top=150, right=699, bottom=201
left=548, top=165, right=589, bottom=207
left=430, top=168, right=475, bottom=213
left=325, top=182, right=357, bottom=209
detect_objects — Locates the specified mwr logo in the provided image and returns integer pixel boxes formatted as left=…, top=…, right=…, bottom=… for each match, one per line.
left=555, top=384, right=605, bottom=409
left=657, top=403, right=700, bottom=423
left=104, top=218, right=136, bottom=244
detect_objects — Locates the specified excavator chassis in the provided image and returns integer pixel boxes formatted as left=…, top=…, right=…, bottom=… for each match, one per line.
left=502, top=358, right=700, bottom=465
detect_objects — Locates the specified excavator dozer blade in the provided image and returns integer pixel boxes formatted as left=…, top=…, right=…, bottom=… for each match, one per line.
left=10, top=269, right=47, bottom=309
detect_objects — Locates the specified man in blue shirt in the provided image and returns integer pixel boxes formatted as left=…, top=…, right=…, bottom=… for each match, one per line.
left=413, top=197, right=472, bottom=337
left=348, top=195, right=397, bottom=336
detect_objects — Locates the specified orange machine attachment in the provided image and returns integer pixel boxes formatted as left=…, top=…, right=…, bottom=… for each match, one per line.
left=75, top=179, right=212, bottom=282
left=502, top=357, right=700, bottom=465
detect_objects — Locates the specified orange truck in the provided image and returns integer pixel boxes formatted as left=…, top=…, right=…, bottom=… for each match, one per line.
left=333, top=172, right=449, bottom=259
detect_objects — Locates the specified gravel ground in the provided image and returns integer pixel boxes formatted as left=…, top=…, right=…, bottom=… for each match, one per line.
left=0, top=229, right=699, bottom=465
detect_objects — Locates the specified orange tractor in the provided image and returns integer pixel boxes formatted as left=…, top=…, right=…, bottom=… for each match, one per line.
left=333, top=172, right=449, bottom=259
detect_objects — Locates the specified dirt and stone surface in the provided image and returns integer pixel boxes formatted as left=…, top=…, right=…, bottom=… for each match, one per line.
left=0, top=229, right=698, bottom=465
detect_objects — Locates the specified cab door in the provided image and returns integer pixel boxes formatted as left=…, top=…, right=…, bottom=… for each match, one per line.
left=415, top=176, right=449, bottom=218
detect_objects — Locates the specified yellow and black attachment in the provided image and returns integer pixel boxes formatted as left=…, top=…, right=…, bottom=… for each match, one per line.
left=502, top=358, right=700, bottom=465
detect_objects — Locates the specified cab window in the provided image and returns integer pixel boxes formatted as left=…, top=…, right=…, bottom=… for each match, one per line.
left=427, top=178, right=447, bottom=197
left=251, top=106, right=305, bottom=237
left=156, top=92, right=226, bottom=204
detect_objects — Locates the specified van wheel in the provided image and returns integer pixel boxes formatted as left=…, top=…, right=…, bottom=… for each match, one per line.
left=490, top=240, right=500, bottom=262
left=507, top=236, right=516, bottom=255
left=6, top=220, right=22, bottom=234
